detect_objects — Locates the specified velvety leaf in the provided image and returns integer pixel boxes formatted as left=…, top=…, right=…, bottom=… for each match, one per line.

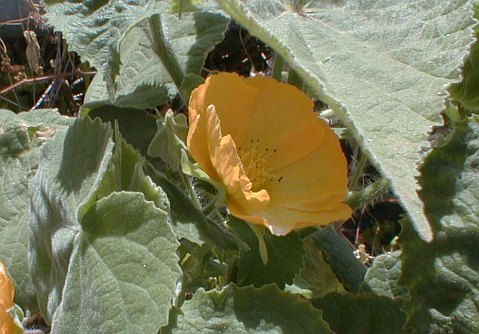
left=50, top=192, right=181, bottom=334
left=295, top=236, right=345, bottom=298
left=313, top=226, right=367, bottom=292
left=449, top=40, right=479, bottom=113
left=229, top=217, right=304, bottom=289
left=29, top=116, right=182, bottom=332
left=0, top=109, right=72, bottom=310
left=400, top=117, right=479, bottom=333
left=168, top=284, right=334, bottom=334
left=44, top=0, right=229, bottom=108
left=29, top=116, right=115, bottom=323
left=144, top=162, right=245, bottom=253
left=148, top=111, right=189, bottom=170
left=218, top=0, right=477, bottom=241
left=360, top=250, right=408, bottom=299
left=313, top=292, right=406, bottom=334
left=88, top=106, right=158, bottom=156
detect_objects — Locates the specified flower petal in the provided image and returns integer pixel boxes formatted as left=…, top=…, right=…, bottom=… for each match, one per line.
left=238, top=75, right=326, bottom=170
left=0, top=261, right=15, bottom=334
left=188, top=104, right=270, bottom=214
left=189, top=72, right=257, bottom=147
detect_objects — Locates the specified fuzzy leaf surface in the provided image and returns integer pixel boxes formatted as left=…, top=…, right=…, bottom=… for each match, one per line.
left=29, top=116, right=181, bottom=333
left=313, top=292, right=406, bottom=334
left=50, top=192, right=180, bottom=334
left=360, top=250, right=408, bottom=299
left=218, top=0, right=477, bottom=241
left=0, top=109, right=72, bottom=310
left=400, top=117, right=479, bottom=333
left=168, top=284, right=333, bottom=334
left=43, top=0, right=229, bottom=108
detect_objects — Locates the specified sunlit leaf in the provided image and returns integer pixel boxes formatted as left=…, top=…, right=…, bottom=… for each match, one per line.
left=43, top=0, right=229, bottom=108
left=0, top=109, right=72, bottom=310
left=166, top=284, right=334, bottom=333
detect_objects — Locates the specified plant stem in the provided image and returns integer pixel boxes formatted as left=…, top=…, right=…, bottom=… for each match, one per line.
left=287, top=67, right=303, bottom=89
left=271, top=53, right=285, bottom=81
left=148, top=14, right=186, bottom=101
left=349, top=153, right=368, bottom=191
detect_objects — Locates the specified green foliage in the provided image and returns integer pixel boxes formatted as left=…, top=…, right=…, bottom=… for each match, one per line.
left=229, top=217, right=305, bottom=289
left=218, top=0, right=477, bottom=242
left=1, top=0, right=478, bottom=333
left=360, top=251, right=408, bottom=299
left=400, top=117, right=479, bottom=333
left=313, top=292, right=406, bottom=334
left=0, top=109, right=72, bottom=310
left=44, top=0, right=229, bottom=108
left=165, top=284, right=334, bottom=333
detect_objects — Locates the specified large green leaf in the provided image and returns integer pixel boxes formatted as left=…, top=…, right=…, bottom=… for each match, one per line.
left=50, top=192, right=181, bottom=334
left=29, top=116, right=182, bottom=333
left=167, top=284, right=334, bottom=333
left=218, top=0, right=477, bottom=241
left=400, top=116, right=479, bottom=333
left=29, top=117, right=115, bottom=322
left=313, top=292, right=406, bottom=334
left=0, top=109, right=72, bottom=310
left=43, top=0, right=229, bottom=108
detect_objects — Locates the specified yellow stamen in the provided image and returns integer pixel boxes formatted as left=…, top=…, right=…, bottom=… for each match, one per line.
left=238, top=141, right=275, bottom=191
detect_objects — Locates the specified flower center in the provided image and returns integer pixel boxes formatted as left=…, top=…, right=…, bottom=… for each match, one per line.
left=238, top=139, right=280, bottom=191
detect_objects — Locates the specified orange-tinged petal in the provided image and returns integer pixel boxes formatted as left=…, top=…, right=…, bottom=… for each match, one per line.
left=189, top=73, right=257, bottom=146
left=236, top=75, right=326, bottom=170
left=189, top=104, right=270, bottom=213
left=0, top=261, right=15, bottom=334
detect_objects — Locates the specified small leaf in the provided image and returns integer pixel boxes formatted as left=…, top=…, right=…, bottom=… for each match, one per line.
left=229, top=217, right=304, bottom=289
left=295, top=236, right=345, bottom=298
left=144, top=163, right=245, bottom=252
left=313, top=292, right=406, bottom=334
left=400, top=117, right=479, bottom=333
left=167, top=284, right=334, bottom=334
left=360, top=250, right=408, bottom=299
left=87, top=106, right=158, bottom=156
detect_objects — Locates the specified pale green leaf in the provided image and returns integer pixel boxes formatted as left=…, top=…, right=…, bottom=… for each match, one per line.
left=218, top=0, right=477, bottom=241
left=400, top=117, right=479, bottom=333
left=44, top=0, right=229, bottom=108
left=0, top=109, right=72, bottom=310
left=50, top=192, right=181, bottom=334
left=29, top=116, right=115, bottom=323
left=167, top=284, right=334, bottom=334
left=295, top=236, right=345, bottom=298
left=360, top=250, right=408, bottom=299
left=313, top=292, right=406, bottom=334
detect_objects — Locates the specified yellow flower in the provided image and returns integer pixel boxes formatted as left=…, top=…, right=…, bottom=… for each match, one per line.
left=187, top=72, right=351, bottom=235
left=0, top=261, right=15, bottom=334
